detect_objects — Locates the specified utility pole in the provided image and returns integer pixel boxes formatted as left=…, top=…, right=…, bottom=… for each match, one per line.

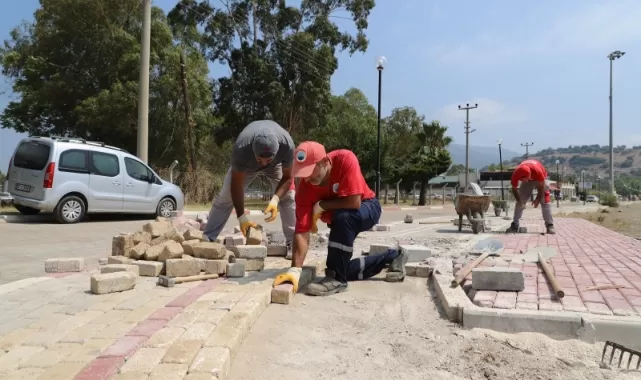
left=136, top=0, right=152, bottom=163
left=608, top=50, right=625, bottom=195
left=458, top=103, right=478, bottom=190
left=521, top=142, right=534, bottom=158
left=179, top=50, right=198, bottom=171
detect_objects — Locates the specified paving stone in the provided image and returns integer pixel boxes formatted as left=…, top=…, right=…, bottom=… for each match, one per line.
left=184, top=229, right=205, bottom=241
left=204, top=260, right=227, bottom=275
left=2, top=368, right=46, bottom=379
left=472, top=267, right=525, bottom=291
left=162, top=340, right=203, bottom=364
left=246, top=226, right=263, bottom=245
left=398, top=244, right=432, bottom=262
left=195, top=309, right=228, bottom=325
left=99, top=258, right=108, bottom=265
left=225, top=235, right=244, bottom=247
left=188, top=346, right=231, bottom=377
left=61, top=338, right=115, bottom=363
left=144, top=327, right=186, bottom=348
left=167, top=311, right=202, bottom=328
left=373, top=224, right=391, bottom=231
left=181, top=323, right=217, bottom=341
left=204, top=312, right=250, bottom=353
left=120, top=347, right=168, bottom=374
left=164, top=227, right=186, bottom=244
left=149, top=363, right=188, bottom=380
left=182, top=240, right=201, bottom=256
left=132, top=231, right=152, bottom=245
left=192, top=242, right=227, bottom=260
left=44, top=257, right=85, bottom=273
left=38, top=361, right=86, bottom=380
left=266, top=244, right=287, bottom=257
left=109, top=256, right=133, bottom=265
left=472, top=290, right=497, bottom=307
left=559, top=296, right=588, bottom=312
left=271, top=283, right=294, bottom=304
left=143, top=221, right=172, bottom=238
left=126, top=319, right=167, bottom=337
left=493, top=292, right=517, bottom=309
left=539, top=299, right=563, bottom=311
left=158, top=241, right=185, bottom=262
left=113, top=372, right=150, bottom=380
left=90, top=272, right=137, bottom=295
left=128, top=243, right=151, bottom=260
left=133, top=261, right=164, bottom=277
left=229, top=245, right=267, bottom=260
left=0, top=328, right=40, bottom=350
left=113, top=234, right=136, bottom=256
left=369, top=244, right=393, bottom=255
left=19, top=347, right=68, bottom=368
left=406, top=262, right=431, bottom=278
left=585, top=302, right=613, bottom=315
left=101, top=264, right=141, bottom=276
left=59, top=324, right=105, bottom=343
left=244, top=258, right=265, bottom=271
left=516, top=302, right=538, bottom=310
left=226, top=261, right=246, bottom=277
left=166, top=259, right=202, bottom=277
left=94, top=322, right=138, bottom=339
left=0, top=345, right=45, bottom=372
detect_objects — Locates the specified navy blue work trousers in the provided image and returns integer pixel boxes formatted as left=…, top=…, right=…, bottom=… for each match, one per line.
left=325, top=198, right=399, bottom=283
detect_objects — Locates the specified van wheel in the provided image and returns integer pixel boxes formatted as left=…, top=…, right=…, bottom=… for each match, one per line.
left=14, top=205, right=40, bottom=215
left=55, top=196, right=86, bottom=224
left=156, top=197, right=176, bottom=218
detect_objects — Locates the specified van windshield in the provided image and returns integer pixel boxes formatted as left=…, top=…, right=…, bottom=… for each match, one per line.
left=13, top=141, right=51, bottom=171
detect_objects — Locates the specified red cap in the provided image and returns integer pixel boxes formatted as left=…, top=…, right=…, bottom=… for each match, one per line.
left=292, top=141, right=327, bottom=178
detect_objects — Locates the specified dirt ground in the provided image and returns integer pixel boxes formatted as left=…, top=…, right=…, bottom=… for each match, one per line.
left=560, top=202, right=641, bottom=239
left=228, top=276, right=639, bottom=380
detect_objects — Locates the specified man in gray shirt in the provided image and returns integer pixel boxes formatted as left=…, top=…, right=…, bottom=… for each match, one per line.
left=202, top=120, right=296, bottom=253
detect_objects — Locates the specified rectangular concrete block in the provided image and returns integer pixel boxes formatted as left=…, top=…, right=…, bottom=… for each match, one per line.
left=373, top=224, right=391, bottom=231
left=112, top=233, right=135, bottom=256
left=144, top=243, right=164, bottom=261
left=399, top=244, right=432, bottom=262
left=133, top=260, right=164, bottom=277
left=229, top=245, right=267, bottom=260
left=90, top=272, right=136, bottom=294
left=246, top=226, right=263, bottom=245
left=226, top=261, right=246, bottom=278
left=165, top=258, right=202, bottom=277
left=472, top=267, right=525, bottom=291
left=128, top=242, right=150, bottom=260
left=108, top=256, right=132, bottom=265
left=132, top=231, right=152, bottom=245
left=266, top=244, right=287, bottom=257
left=142, top=221, right=172, bottom=237
left=271, top=284, right=294, bottom=304
left=158, top=240, right=185, bottom=262
left=45, top=258, right=85, bottom=273
left=183, top=228, right=205, bottom=241
left=181, top=240, right=200, bottom=256
left=406, top=263, right=432, bottom=278
left=369, top=244, right=392, bottom=255
left=245, top=259, right=265, bottom=272
left=100, top=264, right=140, bottom=276
left=225, top=235, right=245, bottom=246
left=204, top=260, right=227, bottom=275
left=192, top=242, right=227, bottom=259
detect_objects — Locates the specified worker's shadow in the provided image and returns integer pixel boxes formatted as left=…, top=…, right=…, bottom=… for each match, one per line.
left=222, top=268, right=284, bottom=286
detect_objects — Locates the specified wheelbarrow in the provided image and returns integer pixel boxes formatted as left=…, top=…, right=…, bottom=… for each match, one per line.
left=454, top=193, right=492, bottom=234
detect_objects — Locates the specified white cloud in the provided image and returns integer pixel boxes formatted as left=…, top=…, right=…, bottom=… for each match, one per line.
left=436, top=98, right=529, bottom=128
left=428, top=0, right=641, bottom=65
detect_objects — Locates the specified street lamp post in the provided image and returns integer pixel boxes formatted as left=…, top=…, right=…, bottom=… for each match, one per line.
left=582, top=170, right=586, bottom=206
left=556, top=160, right=562, bottom=208
left=497, top=139, right=505, bottom=201
left=608, top=50, right=625, bottom=196
left=375, top=56, right=386, bottom=199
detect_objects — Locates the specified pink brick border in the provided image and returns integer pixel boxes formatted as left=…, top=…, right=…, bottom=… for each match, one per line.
left=73, top=278, right=223, bottom=380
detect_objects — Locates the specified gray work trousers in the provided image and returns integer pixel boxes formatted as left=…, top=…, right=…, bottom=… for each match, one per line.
left=513, top=181, right=553, bottom=225
left=202, top=164, right=295, bottom=242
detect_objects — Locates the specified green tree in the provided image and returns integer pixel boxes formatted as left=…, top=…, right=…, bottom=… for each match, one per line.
left=0, top=0, right=214, bottom=169
left=380, top=106, right=425, bottom=185
left=168, top=0, right=375, bottom=142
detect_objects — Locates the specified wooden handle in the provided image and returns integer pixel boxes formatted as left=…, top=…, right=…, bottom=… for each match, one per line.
left=174, top=273, right=219, bottom=284
left=538, top=253, right=564, bottom=298
left=451, top=252, right=490, bottom=287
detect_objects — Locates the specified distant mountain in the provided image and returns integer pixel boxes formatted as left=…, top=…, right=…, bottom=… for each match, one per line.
left=447, top=143, right=521, bottom=170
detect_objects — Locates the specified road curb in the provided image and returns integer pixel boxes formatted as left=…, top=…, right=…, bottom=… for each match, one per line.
left=431, top=274, right=641, bottom=350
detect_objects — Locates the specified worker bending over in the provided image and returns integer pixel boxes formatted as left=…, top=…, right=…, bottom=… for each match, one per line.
left=507, top=159, right=555, bottom=234
left=202, top=120, right=296, bottom=254
left=272, top=141, right=408, bottom=297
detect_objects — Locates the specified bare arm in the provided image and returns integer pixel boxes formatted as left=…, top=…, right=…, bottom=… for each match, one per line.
left=320, top=195, right=361, bottom=211
left=274, top=167, right=293, bottom=199
left=230, top=170, right=246, bottom=217
left=535, top=181, right=546, bottom=202
left=291, top=232, right=310, bottom=268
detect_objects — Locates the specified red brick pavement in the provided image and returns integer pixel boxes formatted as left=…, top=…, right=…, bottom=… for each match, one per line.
left=468, top=217, right=641, bottom=316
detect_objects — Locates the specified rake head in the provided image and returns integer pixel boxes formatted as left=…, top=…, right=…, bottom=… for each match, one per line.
left=601, top=341, right=641, bottom=370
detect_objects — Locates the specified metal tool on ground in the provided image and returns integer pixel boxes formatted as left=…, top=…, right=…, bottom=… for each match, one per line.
left=538, top=252, right=564, bottom=298
left=452, top=250, right=502, bottom=288
left=601, top=341, right=641, bottom=370
left=158, top=273, right=219, bottom=287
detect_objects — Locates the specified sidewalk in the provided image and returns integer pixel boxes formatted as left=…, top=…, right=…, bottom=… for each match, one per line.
left=471, top=217, right=641, bottom=316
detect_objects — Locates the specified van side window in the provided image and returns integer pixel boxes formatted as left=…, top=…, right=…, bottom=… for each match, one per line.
left=59, top=150, right=88, bottom=173
left=90, top=152, right=120, bottom=177
left=124, top=157, right=153, bottom=182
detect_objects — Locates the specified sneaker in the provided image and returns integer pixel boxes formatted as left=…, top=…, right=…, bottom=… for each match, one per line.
left=285, top=240, right=293, bottom=260
left=385, top=246, right=409, bottom=282
left=305, top=270, right=348, bottom=296
left=505, top=222, right=519, bottom=234
left=546, top=224, right=556, bottom=235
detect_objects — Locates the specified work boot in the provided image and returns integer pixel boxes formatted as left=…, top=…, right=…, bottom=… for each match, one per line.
left=305, top=269, right=348, bottom=296
left=385, top=246, right=409, bottom=282
left=546, top=224, right=556, bottom=235
left=505, top=222, right=519, bottom=234
left=285, top=240, right=293, bottom=260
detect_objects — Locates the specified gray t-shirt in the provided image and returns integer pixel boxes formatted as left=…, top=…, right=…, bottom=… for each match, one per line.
left=230, top=120, right=295, bottom=173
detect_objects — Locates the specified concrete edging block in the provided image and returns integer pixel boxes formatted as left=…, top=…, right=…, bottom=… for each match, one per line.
left=579, top=314, right=641, bottom=350
left=431, top=273, right=475, bottom=323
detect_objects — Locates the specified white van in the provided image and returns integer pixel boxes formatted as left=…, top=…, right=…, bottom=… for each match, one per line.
left=6, top=137, right=185, bottom=223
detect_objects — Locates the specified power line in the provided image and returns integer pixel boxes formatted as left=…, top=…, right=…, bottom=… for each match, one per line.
left=458, top=103, right=478, bottom=190
left=521, top=142, right=534, bottom=158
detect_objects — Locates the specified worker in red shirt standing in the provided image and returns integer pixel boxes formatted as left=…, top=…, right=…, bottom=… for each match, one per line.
left=272, top=141, right=409, bottom=297
left=507, top=159, right=555, bottom=234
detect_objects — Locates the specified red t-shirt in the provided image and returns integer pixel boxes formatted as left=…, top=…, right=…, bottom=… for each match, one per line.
left=511, top=159, right=547, bottom=187
left=294, top=150, right=375, bottom=233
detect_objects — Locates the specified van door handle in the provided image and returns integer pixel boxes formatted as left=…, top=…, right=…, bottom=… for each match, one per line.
left=112, top=181, right=121, bottom=186
left=125, top=182, right=134, bottom=187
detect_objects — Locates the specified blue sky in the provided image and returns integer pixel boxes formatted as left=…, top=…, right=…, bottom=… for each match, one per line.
left=2, top=0, right=641, bottom=170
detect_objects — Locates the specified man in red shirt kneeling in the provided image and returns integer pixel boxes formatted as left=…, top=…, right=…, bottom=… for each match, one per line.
left=507, top=159, right=555, bottom=234
left=272, top=141, right=408, bottom=297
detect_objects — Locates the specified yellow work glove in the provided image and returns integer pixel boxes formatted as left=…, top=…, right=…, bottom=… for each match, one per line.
left=310, top=201, right=324, bottom=234
left=237, top=213, right=257, bottom=237
left=263, top=195, right=279, bottom=223
left=273, top=267, right=302, bottom=293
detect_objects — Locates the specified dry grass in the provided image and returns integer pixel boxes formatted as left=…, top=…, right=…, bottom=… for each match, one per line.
left=559, top=202, right=641, bottom=238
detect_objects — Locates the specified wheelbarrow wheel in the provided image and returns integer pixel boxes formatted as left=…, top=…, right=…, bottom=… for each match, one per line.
left=471, top=220, right=482, bottom=234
